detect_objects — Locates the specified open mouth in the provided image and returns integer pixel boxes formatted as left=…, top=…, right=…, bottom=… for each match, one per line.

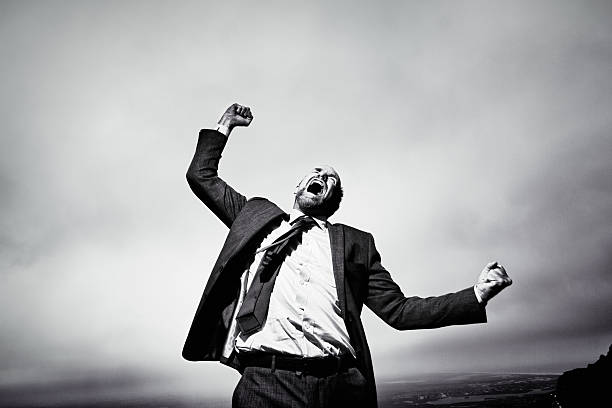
left=306, top=179, right=325, bottom=196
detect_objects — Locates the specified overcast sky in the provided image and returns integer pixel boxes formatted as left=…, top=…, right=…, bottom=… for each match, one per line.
left=1, top=0, right=611, bottom=405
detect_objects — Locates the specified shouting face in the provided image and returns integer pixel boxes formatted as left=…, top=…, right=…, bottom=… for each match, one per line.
left=294, top=165, right=343, bottom=217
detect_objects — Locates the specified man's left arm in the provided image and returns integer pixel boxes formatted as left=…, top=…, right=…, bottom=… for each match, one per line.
left=363, top=234, right=512, bottom=330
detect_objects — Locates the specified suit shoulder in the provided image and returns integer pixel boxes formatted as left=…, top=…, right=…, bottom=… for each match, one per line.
left=244, top=196, right=277, bottom=209
left=333, top=223, right=373, bottom=240
left=239, top=197, right=287, bottom=219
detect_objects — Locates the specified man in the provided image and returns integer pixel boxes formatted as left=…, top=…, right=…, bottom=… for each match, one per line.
left=183, top=103, right=512, bottom=408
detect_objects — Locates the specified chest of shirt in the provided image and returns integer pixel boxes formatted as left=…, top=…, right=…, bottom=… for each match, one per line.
left=246, top=219, right=335, bottom=290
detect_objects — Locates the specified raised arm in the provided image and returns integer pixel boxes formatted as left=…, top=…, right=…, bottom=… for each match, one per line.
left=186, top=103, right=253, bottom=228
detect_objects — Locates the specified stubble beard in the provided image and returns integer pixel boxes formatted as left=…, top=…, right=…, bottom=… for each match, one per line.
left=295, top=188, right=333, bottom=217
left=295, top=188, right=328, bottom=216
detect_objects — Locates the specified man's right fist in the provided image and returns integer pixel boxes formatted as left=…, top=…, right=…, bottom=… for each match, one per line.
left=218, top=103, right=253, bottom=129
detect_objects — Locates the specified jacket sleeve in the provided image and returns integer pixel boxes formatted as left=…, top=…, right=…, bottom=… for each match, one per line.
left=186, top=129, right=247, bottom=228
left=363, top=234, right=487, bottom=330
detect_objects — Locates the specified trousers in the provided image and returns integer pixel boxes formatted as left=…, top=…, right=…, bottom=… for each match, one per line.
left=232, top=365, right=369, bottom=408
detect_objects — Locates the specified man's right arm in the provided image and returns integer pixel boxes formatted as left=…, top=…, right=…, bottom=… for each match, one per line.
left=185, top=103, right=253, bottom=228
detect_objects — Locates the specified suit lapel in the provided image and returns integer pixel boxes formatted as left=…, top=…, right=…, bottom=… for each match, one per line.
left=328, top=224, right=347, bottom=318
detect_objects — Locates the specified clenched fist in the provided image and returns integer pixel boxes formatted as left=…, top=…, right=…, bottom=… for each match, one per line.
left=218, top=103, right=253, bottom=130
left=474, top=261, right=512, bottom=304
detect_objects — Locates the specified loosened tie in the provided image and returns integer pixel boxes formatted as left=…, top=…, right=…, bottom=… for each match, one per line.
left=235, top=216, right=318, bottom=336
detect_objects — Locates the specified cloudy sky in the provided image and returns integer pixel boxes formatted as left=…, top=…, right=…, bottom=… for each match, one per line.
left=1, top=0, right=611, bottom=405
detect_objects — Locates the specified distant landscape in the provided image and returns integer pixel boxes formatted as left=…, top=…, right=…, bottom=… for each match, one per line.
left=377, top=372, right=557, bottom=407
left=0, top=372, right=557, bottom=408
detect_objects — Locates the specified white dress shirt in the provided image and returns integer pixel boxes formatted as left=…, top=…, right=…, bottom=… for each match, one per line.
left=222, top=209, right=356, bottom=358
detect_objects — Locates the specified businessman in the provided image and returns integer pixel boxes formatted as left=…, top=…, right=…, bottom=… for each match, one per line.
left=183, top=103, right=512, bottom=408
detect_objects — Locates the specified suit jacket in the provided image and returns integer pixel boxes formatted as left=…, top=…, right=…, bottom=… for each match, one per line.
left=183, top=129, right=487, bottom=407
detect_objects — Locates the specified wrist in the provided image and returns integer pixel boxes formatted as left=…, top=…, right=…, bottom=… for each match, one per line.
left=216, top=116, right=234, bottom=136
left=474, top=284, right=487, bottom=305
left=215, top=123, right=231, bottom=137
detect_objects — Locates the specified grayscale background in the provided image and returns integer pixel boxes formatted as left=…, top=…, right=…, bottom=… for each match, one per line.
left=1, top=0, right=611, bottom=406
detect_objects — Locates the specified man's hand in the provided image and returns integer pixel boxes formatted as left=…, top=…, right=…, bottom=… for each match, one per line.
left=218, top=103, right=253, bottom=131
left=474, top=261, right=512, bottom=304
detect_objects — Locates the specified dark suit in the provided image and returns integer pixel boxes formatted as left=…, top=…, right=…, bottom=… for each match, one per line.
left=183, top=129, right=487, bottom=407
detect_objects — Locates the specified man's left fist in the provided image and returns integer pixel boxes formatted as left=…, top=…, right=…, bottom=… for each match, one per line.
left=474, top=261, right=512, bottom=304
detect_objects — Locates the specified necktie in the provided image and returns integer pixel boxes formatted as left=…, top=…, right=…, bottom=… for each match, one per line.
left=236, top=216, right=318, bottom=336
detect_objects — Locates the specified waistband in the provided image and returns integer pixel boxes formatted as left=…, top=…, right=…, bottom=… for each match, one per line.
left=237, top=351, right=357, bottom=376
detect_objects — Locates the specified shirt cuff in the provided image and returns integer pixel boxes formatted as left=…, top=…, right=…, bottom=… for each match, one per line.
left=473, top=285, right=485, bottom=304
left=215, top=123, right=231, bottom=137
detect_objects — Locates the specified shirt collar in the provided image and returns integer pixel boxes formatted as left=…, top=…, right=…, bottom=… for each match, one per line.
left=289, top=208, right=328, bottom=229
